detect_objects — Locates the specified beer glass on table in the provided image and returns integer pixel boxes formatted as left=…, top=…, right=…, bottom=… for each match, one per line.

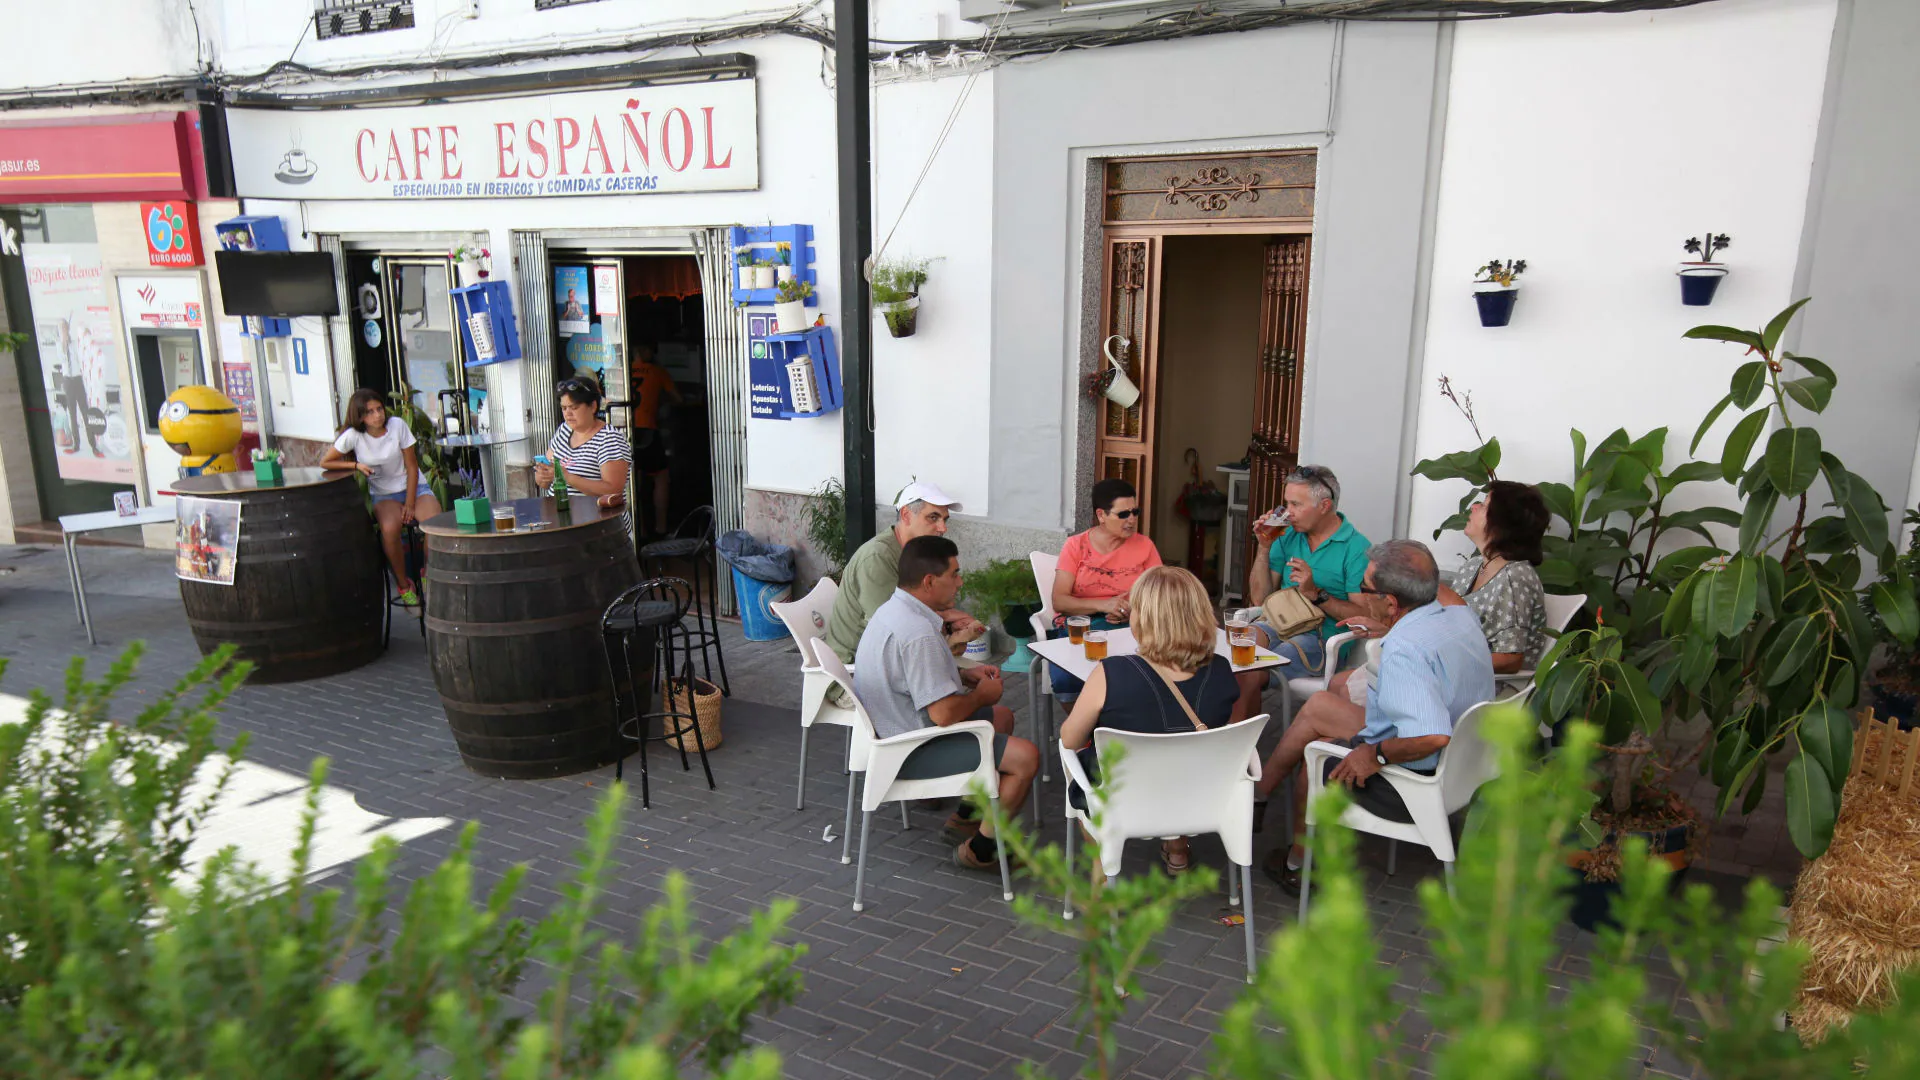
left=1229, top=630, right=1256, bottom=668
left=1083, top=629, right=1108, bottom=662
left=1066, top=615, right=1090, bottom=644
left=492, top=504, right=516, bottom=532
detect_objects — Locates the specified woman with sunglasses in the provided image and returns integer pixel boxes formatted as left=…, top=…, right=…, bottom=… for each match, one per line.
left=532, top=377, right=630, bottom=516
left=1047, top=478, right=1163, bottom=695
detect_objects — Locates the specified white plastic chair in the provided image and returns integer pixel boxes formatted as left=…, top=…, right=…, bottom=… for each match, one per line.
left=1027, top=551, right=1069, bottom=782
left=1498, top=591, right=1587, bottom=694
left=770, top=578, right=857, bottom=811
left=1057, top=714, right=1270, bottom=983
left=812, top=645, right=1014, bottom=912
left=1278, top=628, right=1364, bottom=726
left=1296, top=697, right=1511, bottom=920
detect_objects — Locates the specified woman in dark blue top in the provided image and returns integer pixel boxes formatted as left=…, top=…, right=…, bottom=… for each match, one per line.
left=1061, top=566, right=1243, bottom=873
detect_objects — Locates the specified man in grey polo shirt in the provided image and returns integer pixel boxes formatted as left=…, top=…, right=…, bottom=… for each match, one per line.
left=854, top=535, right=1040, bottom=871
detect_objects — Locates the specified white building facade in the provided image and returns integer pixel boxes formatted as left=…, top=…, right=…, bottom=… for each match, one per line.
left=1, top=0, right=1913, bottom=595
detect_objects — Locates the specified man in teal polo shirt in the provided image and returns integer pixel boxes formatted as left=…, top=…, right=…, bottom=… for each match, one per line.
left=1233, top=464, right=1374, bottom=718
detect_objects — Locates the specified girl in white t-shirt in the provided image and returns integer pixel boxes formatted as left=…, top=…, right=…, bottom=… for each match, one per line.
left=321, top=388, right=442, bottom=605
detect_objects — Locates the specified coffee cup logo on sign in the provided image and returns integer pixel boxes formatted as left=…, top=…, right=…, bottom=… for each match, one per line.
left=276, top=141, right=318, bottom=185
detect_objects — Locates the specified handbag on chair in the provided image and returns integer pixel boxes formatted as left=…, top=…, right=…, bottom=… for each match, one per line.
left=1259, top=587, right=1324, bottom=641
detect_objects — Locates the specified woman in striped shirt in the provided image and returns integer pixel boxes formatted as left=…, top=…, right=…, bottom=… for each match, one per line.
left=533, top=377, right=631, bottom=512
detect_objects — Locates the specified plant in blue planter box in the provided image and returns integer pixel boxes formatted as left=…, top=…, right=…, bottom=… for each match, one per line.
left=1472, top=257, right=1526, bottom=327
left=1679, top=231, right=1732, bottom=306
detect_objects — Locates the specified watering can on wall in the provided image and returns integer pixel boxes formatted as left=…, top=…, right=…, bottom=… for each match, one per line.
left=1101, top=335, right=1140, bottom=409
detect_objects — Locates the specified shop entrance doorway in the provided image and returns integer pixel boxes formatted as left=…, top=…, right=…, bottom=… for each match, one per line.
left=544, top=250, right=712, bottom=541
left=1091, top=151, right=1316, bottom=601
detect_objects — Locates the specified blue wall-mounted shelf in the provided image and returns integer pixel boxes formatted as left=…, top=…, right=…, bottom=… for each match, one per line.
left=749, top=325, right=842, bottom=420
left=452, top=281, right=524, bottom=367
left=729, top=223, right=819, bottom=307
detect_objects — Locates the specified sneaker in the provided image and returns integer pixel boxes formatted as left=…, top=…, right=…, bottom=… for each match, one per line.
left=397, top=588, right=421, bottom=608
left=943, top=813, right=983, bottom=844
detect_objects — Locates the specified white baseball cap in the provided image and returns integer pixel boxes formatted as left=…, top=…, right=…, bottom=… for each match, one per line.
left=895, top=480, right=963, bottom=514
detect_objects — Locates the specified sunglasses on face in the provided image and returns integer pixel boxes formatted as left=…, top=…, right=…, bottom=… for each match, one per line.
left=1105, top=508, right=1139, bottom=520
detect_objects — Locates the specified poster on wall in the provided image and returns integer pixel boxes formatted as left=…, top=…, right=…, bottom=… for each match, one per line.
left=554, top=267, right=590, bottom=336
left=221, top=361, right=259, bottom=424
left=21, top=243, right=137, bottom=482
left=563, top=325, right=617, bottom=387
left=593, top=265, right=622, bottom=342
left=745, top=312, right=789, bottom=420
left=175, top=495, right=241, bottom=586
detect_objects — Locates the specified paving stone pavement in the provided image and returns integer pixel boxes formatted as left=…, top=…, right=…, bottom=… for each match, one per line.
left=0, top=542, right=1798, bottom=1079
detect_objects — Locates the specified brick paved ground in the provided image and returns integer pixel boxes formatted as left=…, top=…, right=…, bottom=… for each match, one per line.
left=0, top=542, right=1804, bottom=1078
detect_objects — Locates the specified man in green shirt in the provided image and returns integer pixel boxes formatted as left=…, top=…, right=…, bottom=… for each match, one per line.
left=825, top=481, right=985, bottom=665
left=1232, top=464, right=1374, bottom=718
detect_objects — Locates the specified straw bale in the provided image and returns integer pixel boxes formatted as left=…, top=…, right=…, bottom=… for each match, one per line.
left=1787, top=992, right=1854, bottom=1046
left=1787, top=748, right=1920, bottom=1041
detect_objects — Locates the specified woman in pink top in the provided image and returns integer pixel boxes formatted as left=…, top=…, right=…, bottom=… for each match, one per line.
left=1048, top=479, right=1163, bottom=695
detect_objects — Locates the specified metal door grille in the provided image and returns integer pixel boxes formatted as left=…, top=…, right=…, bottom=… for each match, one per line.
left=695, top=227, right=747, bottom=615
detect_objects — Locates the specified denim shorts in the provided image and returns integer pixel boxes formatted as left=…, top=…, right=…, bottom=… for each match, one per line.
left=372, top=482, right=434, bottom=505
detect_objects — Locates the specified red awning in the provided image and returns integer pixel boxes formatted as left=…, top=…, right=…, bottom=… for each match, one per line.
left=0, top=113, right=204, bottom=203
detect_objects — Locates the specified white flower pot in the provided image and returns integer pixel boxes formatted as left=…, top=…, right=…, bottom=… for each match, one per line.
left=738, top=266, right=754, bottom=291
left=776, top=265, right=795, bottom=285
left=456, top=260, right=483, bottom=288
left=1100, top=335, right=1139, bottom=408
left=753, top=265, right=776, bottom=290
left=774, top=299, right=809, bottom=334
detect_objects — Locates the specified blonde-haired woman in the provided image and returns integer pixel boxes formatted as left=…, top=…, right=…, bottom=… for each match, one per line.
left=1060, top=565, right=1243, bottom=874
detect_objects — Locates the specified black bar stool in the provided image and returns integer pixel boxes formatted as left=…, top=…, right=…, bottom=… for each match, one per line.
left=602, top=576, right=717, bottom=808
left=639, top=506, right=730, bottom=696
left=382, top=521, right=427, bottom=648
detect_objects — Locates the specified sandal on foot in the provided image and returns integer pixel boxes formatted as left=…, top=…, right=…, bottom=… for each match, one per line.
left=1261, top=848, right=1302, bottom=895
left=1160, top=844, right=1191, bottom=876
left=943, top=813, right=983, bottom=844
left=396, top=588, right=421, bottom=608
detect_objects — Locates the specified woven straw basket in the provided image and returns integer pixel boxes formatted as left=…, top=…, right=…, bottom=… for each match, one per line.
left=664, top=677, right=724, bottom=752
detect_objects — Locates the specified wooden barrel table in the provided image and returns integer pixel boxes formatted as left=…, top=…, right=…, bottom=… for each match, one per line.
left=172, top=469, right=384, bottom=683
left=421, top=497, right=640, bottom=778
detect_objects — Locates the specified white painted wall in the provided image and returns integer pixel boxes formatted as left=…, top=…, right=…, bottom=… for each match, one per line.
left=1407, top=0, right=1839, bottom=560
left=0, top=0, right=202, bottom=91
left=869, top=71, right=995, bottom=514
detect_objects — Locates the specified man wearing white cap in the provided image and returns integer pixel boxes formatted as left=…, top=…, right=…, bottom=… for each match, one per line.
left=825, top=480, right=986, bottom=666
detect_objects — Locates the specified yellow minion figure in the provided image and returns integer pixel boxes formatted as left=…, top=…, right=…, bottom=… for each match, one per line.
left=158, top=386, right=244, bottom=476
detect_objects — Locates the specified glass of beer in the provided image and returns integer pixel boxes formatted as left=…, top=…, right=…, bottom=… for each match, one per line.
left=1066, top=615, right=1090, bottom=644
left=1083, top=629, right=1108, bottom=661
left=491, top=504, right=516, bottom=532
left=1230, top=630, right=1256, bottom=668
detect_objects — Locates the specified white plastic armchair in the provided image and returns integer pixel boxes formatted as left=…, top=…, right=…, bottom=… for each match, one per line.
left=812, top=646, right=1014, bottom=913
left=1058, top=715, right=1270, bottom=983
left=1497, top=591, right=1587, bottom=696
left=1279, top=628, right=1365, bottom=726
left=1296, top=698, right=1507, bottom=920
left=771, top=577, right=858, bottom=811
left=1027, top=550, right=1068, bottom=781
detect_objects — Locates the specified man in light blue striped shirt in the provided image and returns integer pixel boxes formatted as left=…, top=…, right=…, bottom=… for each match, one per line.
left=1254, top=539, right=1494, bottom=893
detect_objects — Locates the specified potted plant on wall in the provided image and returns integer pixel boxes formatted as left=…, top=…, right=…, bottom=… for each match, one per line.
left=1679, top=232, right=1732, bottom=306
left=752, top=257, right=777, bottom=291
left=451, top=243, right=490, bottom=288
left=734, top=247, right=755, bottom=291
left=871, top=256, right=929, bottom=338
left=774, top=278, right=814, bottom=335
left=775, top=241, right=795, bottom=285
left=1472, top=258, right=1526, bottom=327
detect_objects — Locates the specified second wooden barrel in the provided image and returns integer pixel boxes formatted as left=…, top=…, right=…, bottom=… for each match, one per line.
left=175, top=469, right=384, bottom=683
left=424, top=500, right=639, bottom=779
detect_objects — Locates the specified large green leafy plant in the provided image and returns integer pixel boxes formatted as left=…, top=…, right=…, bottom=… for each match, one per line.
left=1417, top=300, right=1901, bottom=858
left=0, top=645, right=802, bottom=1078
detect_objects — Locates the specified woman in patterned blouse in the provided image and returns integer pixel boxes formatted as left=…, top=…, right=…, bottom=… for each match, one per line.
left=1438, top=480, right=1551, bottom=673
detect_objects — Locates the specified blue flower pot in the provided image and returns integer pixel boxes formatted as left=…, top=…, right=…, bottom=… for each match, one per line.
left=1678, top=265, right=1727, bottom=306
left=1474, top=288, right=1518, bottom=328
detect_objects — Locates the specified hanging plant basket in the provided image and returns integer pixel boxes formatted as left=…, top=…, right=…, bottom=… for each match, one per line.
left=1678, top=263, right=1727, bottom=306
left=879, top=295, right=920, bottom=338
left=1474, top=286, right=1519, bottom=328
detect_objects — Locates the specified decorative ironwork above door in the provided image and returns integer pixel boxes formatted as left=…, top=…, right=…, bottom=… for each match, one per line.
left=1105, top=152, right=1317, bottom=225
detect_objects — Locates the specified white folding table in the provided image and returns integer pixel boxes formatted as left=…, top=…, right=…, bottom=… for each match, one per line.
left=1027, top=626, right=1288, bottom=685
left=57, top=506, right=176, bottom=645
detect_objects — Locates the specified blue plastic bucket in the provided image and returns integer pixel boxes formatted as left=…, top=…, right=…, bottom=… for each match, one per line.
left=731, top=567, right=791, bottom=641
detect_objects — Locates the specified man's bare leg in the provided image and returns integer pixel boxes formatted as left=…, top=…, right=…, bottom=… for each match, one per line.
left=1253, top=691, right=1366, bottom=862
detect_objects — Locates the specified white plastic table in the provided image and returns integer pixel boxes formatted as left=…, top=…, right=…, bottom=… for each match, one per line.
left=1027, top=626, right=1288, bottom=684
left=58, top=506, right=176, bottom=645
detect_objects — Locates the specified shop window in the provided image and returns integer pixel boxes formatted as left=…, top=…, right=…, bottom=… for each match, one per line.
left=314, top=0, right=414, bottom=40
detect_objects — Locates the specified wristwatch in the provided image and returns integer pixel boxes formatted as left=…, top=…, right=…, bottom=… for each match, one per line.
left=1373, top=746, right=1389, bottom=767
left=1313, top=591, right=1331, bottom=606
